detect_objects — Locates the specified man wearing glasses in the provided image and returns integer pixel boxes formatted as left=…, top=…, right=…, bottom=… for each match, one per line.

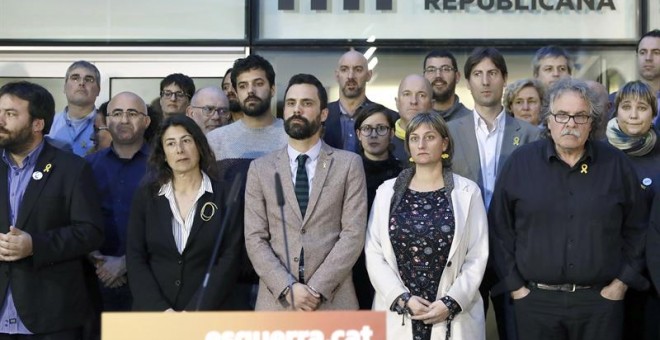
left=159, top=73, right=195, bottom=118
left=48, top=60, right=101, bottom=156
left=423, top=50, right=471, bottom=122
left=85, top=92, right=151, bottom=317
left=186, top=87, right=231, bottom=134
left=489, top=78, right=647, bottom=340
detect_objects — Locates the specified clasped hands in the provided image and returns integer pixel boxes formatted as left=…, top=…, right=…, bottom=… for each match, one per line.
left=89, top=251, right=127, bottom=288
left=407, top=295, right=451, bottom=325
left=0, top=226, right=32, bottom=262
left=286, top=282, right=322, bottom=311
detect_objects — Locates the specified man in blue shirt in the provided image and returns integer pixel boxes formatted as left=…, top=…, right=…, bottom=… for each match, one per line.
left=48, top=60, right=101, bottom=156
left=0, top=81, right=104, bottom=338
left=86, top=92, right=151, bottom=312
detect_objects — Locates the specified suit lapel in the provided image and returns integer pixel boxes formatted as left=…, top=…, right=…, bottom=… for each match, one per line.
left=276, top=149, right=303, bottom=224
left=16, top=144, right=56, bottom=229
left=155, top=195, right=178, bottom=251
left=447, top=185, right=470, bottom=260
left=0, top=160, right=9, bottom=232
left=303, top=144, right=332, bottom=226
left=498, top=116, right=522, bottom=174
left=458, top=117, right=482, bottom=188
left=185, top=190, right=215, bottom=250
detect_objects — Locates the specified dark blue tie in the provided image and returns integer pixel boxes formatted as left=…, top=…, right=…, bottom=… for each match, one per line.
left=294, top=154, right=310, bottom=217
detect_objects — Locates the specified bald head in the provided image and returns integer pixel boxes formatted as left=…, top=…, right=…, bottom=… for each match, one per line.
left=186, top=86, right=230, bottom=134
left=108, top=91, right=147, bottom=114
left=106, top=92, right=150, bottom=147
left=395, top=74, right=433, bottom=126
left=335, top=49, right=372, bottom=100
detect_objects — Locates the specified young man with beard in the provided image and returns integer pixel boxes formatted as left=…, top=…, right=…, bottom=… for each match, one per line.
left=323, top=49, right=397, bottom=152
left=206, top=54, right=287, bottom=310
left=48, top=60, right=101, bottom=156
left=0, top=81, right=104, bottom=338
left=221, top=68, right=244, bottom=123
left=245, top=73, right=367, bottom=311
left=423, top=50, right=472, bottom=122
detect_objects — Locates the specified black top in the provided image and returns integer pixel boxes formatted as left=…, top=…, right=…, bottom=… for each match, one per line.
left=489, top=138, right=648, bottom=294
left=362, top=155, right=403, bottom=210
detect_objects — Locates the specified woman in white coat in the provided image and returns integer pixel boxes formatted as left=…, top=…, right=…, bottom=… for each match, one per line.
left=365, top=112, right=488, bottom=340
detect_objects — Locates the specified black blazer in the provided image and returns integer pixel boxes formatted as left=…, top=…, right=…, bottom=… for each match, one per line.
left=126, top=178, right=241, bottom=311
left=0, top=142, right=104, bottom=334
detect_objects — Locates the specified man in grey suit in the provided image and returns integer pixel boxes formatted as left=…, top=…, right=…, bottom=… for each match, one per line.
left=245, top=74, right=367, bottom=311
left=448, top=47, right=540, bottom=340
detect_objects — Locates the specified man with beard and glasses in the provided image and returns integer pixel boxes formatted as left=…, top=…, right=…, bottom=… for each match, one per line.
left=448, top=47, right=540, bottom=340
left=490, top=78, right=647, bottom=340
left=0, top=81, right=104, bottom=338
left=222, top=68, right=244, bottom=123
left=48, top=60, right=101, bottom=156
left=423, top=50, right=472, bottom=122
left=207, top=54, right=287, bottom=310
left=245, top=73, right=366, bottom=311
left=323, top=49, right=398, bottom=152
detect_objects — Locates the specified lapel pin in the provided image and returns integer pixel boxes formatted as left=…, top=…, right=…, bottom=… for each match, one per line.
left=580, top=164, right=588, bottom=174
left=32, top=171, right=43, bottom=181
left=322, top=161, right=327, bottom=169
left=513, top=136, right=520, bottom=146
left=642, top=177, right=652, bottom=188
left=44, top=163, right=52, bottom=173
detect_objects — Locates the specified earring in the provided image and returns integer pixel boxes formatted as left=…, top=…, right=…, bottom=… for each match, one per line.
left=441, top=153, right=449, bottom=159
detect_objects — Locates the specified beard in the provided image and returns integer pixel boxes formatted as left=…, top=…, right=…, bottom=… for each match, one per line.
left=284, top=115, right=322, bottom=140
left=228, top=99, right=242, bottom=113
left=0, top=123, right=35, bottom=155
left=340, top=81, right=363, bottom=99
left=432, top=79, right=457, bottom=103
left=240, top=95, right=271, bottom=117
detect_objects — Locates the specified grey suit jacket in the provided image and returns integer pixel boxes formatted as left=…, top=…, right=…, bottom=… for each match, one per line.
left=244, top=142, right=367, bottom=310
left=448, top=113, right=541, bottom=195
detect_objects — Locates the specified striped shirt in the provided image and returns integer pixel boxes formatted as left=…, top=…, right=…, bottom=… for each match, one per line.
left=158, top=172, right=213, bottom=253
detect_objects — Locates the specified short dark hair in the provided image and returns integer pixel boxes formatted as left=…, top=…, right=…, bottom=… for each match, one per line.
left=0, top=81, right=55, bottom=134
left=284, top=73, right=328, bottom=110
left=231, top=54, right=275, bottom=90
left=353, top=103, right=395, bottom=131
left=464, top=47, right=508, bottom=79
left=637, top=29, right=660, bottom=53
left=160, top=73, right=195, bottom=99
left=614, top=80, right=658, bottom=118
left=423, top=50, right=458, bottom=72
left=223, top=68, right=233, bottom=80
left=146, top=115, right=217, bottom=191
left=532, top=45, right=573, bottom=77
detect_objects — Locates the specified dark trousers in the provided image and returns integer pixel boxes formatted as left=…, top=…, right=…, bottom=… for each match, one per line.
left=0, top=328, right=81, bottom=340
left=645, top=294, right=660, bottom=340
left=514, top=287, right=623, bottom=340
left=480, top=266, right=518, bottom=340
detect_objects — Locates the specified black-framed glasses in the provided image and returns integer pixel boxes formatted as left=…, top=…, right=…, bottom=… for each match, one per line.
left=108, top=109, right=147, bottom=120
left=551, top=113, right=591, bottom=124
left=161, top=91, right=190, bottom=100
left=359, top=125, right=391, bottom=137
left=192, top=106, right=230, bottom=118
left=424, top=66, right=456, bottom=75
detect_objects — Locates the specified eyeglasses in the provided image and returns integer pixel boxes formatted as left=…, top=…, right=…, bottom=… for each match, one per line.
left=68, top=74, right=96, bottom=84
left=108, top=109, right=147, bottom=120
left=424, top=66, right=456, bottom=75
left=192, top=106, right=230, bottom=118
left=359, top=125, right=391, bottom=137
left=551, top=113, right=591, bottom=124
left=161, top=91, right=190, bottom=100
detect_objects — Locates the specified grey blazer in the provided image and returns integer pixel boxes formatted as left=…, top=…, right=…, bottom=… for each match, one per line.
left=244, top=142, right=367, bottom=310
left=448, top=113, right=541, bottom=194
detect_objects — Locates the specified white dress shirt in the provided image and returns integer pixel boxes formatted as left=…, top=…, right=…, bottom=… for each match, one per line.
left=287, top=139, right=322, bottom=195
left=473, top=109, right=506, bottom=209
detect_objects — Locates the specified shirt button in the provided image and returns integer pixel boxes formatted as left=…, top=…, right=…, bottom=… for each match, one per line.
left=175, top=280, right=181, bottom=286
left=177, top=260, right=183, bottom=265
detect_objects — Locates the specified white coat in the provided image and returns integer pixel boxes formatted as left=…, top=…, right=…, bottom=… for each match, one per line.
left=365, top=173, right=488, bottom=340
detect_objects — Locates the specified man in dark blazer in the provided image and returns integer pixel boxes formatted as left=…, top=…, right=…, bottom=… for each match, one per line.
left=448, top=48, right=540, bottom=340
left=323, top=49, right=397, bottom=151
left=245, top=74, right=367, bottom=311
left=0, top=81, right=104, bottom=339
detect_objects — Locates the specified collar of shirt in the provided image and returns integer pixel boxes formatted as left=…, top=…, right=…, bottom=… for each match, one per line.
left=2, top=140, right=45, bottom=170
left=543, top=138, right=595, bottom=165
left=339, top=98, right=371, bottom=117
left=107, top=142, right=150, bottom=161
left=64, top=106, right=97, bottom=123
left=287, top=139, right=322, bottom=189
left=158, top=171, right=213, bottom=198
left=473, top=108, right=506, bottom=134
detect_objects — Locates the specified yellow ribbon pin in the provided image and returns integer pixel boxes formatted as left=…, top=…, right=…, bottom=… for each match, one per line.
left=580, top=164, right=588, bottom=174
left=513, top=136, right=520, bottom=146
left=44, top=163, right=52, bottom=173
